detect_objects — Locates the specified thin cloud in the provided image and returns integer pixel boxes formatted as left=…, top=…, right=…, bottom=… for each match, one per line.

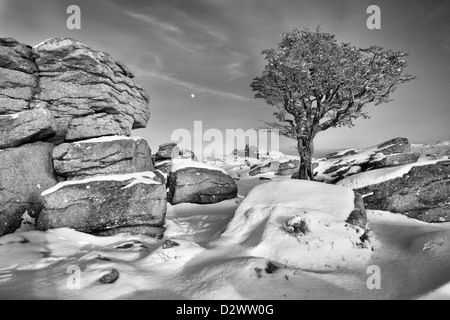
left=136, top=70, right=253, bottom=102
left=225, top=52, right=249, bottom=81
left=126, top=11, right=184, bottom=34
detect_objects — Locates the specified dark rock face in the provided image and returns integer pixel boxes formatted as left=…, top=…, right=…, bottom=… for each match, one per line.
left=0, top=107, right=57, bottom=149
left=37, top=174, right=167, bottom=233
left=0, top=142, right=57, bottom=236
left=154, top=142, right=196, bottom=163
left=324, top=149, right=358, bottom=160
left=353, top=161, right=450, bottom=222
left=0, top=38, right=38, bottom=115
left=249, top=160, right=279, bottom=176
left=345, top=193, right=367, bottom=229
left=368, top=152, right=421, bottom=170
left=0, top=37, right=150, bottom=144
left=99, top=269, right=120, bottom=284
left=52, top=137, right=154, bottom=180
left=168, top=167, right=237, bottom=205
left=275, top=159, right=300, bottom=176
left=155, top=143, right=179, bottom=162
left=93, top=225, right=165, bottom=239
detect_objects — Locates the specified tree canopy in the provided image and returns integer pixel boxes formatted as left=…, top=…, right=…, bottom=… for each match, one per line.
left=251, top=27, right=418, bottom=142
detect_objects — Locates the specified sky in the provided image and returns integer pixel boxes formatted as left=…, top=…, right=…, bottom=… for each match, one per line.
left=1, top=0, right=449, bottom=156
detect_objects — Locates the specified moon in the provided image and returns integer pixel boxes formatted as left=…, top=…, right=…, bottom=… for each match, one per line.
left=191, top=94, right=195, bottom=98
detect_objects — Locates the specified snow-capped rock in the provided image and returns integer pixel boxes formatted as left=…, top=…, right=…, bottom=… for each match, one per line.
left=38, top=172, right=166, bottom=237
left=168, top=159, right=237, bottom=205
left=52, top=136, right=154, bottom=180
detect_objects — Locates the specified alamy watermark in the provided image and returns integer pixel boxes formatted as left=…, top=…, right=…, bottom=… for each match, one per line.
left=367, top=5, right=381, bottom=30
left=366, top=265, right=381, bottom=290
left=66, top=4, right=381, bottom=31
left=66, top=5, right=81, bottom=30
left=66, top=265, right=81, bottom=290
left=171, top=121, right=280, bottom=162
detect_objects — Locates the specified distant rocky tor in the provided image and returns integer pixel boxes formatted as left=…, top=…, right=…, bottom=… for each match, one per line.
left=0, top=37, right=160, bottom=237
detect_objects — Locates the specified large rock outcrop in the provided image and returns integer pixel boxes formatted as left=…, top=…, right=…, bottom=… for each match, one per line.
left=0, top=36, right=154, bottom=238
left=52, top=136, right=154, bottom=180
left=37, top=172, right=166, bottom=236
left=168, top=160, right=237, bottom=205
left=0, top=142, right=58, bottom=236
left=1, top=37, right=150, bottom=144
left=337, top=160, right=450, bottom=222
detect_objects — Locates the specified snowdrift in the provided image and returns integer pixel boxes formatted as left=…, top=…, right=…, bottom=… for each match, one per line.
left=217, top=180, right=372, bottom=270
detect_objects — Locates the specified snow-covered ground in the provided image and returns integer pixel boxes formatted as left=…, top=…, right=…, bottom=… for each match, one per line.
left=1, top=174, right=450, bottom=300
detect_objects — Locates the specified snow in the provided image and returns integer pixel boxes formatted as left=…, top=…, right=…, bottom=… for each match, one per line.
left=74, top=135, right=145, bottom=144
left=419, top=282, right=450, bottom=300
left=336, top=148, right=357, bottom=156
left=2, top=158, right=450, bottom=299
left=0, top=113, right=19, bottom=119
left=41, top=171, right=160, bottom=196
left=171, top=158, right=228, bottom=174
left=336, top=159, right=445, bottom=189
left=216, top=180, right=371, bottom=270
left=1, top=196, right=450, bottom=299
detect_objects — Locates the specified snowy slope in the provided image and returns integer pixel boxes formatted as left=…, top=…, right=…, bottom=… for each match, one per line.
left=217, top=180, right=372, bottom=270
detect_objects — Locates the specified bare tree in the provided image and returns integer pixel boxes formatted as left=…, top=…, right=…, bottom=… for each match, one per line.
left=251, top=28, right=417, bottom=180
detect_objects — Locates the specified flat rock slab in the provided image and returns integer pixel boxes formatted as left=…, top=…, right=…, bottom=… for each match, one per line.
left=52, top=136, right=154, bottom=180
left=0, top=142, right=57, bottom=236
left=0, top=107, right=57, bottom=149
left=37, top=172, right=167, bottom=235
left=168, top=167, right=237, bottom=205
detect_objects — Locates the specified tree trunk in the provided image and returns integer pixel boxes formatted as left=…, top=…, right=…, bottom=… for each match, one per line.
left=296, top=138, right=314, bottom=180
